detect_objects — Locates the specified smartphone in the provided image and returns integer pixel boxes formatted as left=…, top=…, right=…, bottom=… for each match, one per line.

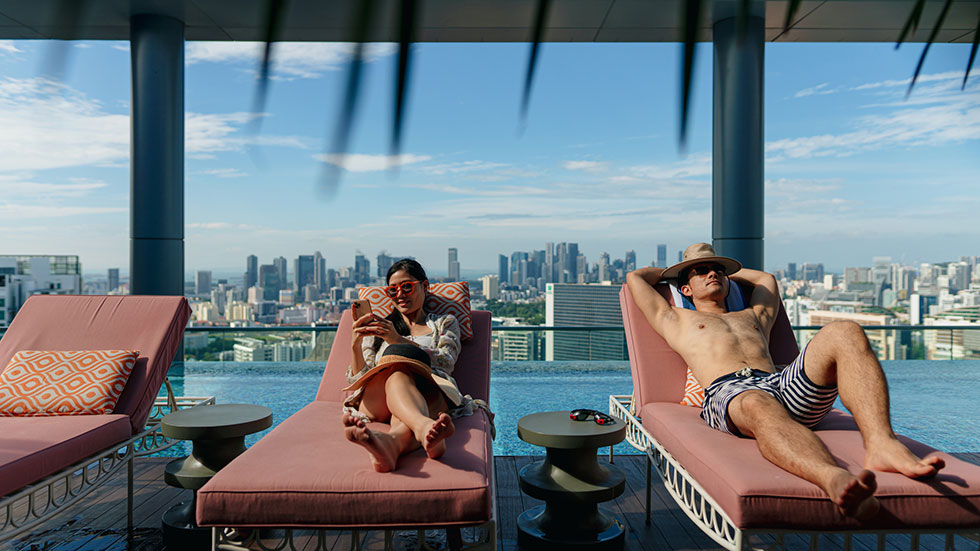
left=351, top=299, right=372, bottom=321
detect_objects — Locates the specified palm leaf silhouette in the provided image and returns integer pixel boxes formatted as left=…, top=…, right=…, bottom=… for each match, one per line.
left=908, top=0, right=954, bottom=96
left=520, top=0, right=552, bottom=127
left=963, top=10, right=980, bottom=90
left=391, top=0, right=419, bottom=159
left=896, top=0, right=927, bottom=48
left=250, top=0, right=289, bottom=137
left=679, top=0, right=704, bottom=150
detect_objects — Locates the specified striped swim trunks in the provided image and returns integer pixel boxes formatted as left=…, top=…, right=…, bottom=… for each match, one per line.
left=700, top=344, right=838, bottom=437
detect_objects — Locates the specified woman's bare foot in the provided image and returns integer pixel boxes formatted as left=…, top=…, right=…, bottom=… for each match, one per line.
left=343, top=412, right=399, bottom=472
left=865, top=438, right=945, bottom=479
left=828, top=469, right=879, bottom=521
left=420, top=413, right=455, bottom=459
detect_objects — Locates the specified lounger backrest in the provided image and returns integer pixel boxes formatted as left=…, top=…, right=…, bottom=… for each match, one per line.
left=620, top=283, right=798, bottom=406
left=316, top=309, right=492, bottom=403
left=0, top=295, right=191, bottom=434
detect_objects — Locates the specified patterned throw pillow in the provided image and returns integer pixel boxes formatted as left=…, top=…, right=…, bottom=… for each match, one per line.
left=0, top=350, right=139, bottom=416
left=358, top=281, right=473, bottom=340
left=679, top=368, right=705, bottom=407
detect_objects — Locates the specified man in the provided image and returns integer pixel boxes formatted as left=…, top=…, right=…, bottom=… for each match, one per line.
left=626, top=243, right=944, bottom=520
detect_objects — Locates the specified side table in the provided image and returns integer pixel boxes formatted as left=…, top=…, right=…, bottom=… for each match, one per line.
left=160, top=403, right=273, bottom=549
left=516, top=410, right=626, bottom=550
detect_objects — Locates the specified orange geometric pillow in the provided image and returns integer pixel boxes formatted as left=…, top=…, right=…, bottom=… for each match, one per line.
left=358, top=281, right=472, bottom=340
left=679, top=368, right=705, bottom=407
left=0, top=350, right=139, bottom=416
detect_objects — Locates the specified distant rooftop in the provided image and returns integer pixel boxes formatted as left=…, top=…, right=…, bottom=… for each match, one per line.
left=0, top=0, right=977, bottom=42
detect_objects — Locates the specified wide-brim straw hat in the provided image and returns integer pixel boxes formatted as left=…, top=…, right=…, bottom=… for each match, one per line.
left=343, top=343, right=462, bottom=406
left=662, top=242, right=742, bottom=280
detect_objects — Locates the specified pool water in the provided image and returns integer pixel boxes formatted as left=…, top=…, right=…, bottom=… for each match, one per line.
left=158, top=360, right=980, bottom=457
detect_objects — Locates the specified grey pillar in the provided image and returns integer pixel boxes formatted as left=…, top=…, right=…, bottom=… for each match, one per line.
left=130, top=14, right=184, bottom=296
left=712, top=4, right=764, bottom=270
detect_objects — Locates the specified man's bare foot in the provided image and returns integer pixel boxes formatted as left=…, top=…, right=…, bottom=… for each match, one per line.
left=865, top=438, right=945, bottom=479
left=343, top=412, right=399, bottom=472
left=828, top=469, right=879, bottom=521
left=421, top=413, right=455, bottom=459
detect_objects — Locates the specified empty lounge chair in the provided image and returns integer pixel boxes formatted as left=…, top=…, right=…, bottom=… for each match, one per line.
left=0, top=294, right=191, bottom=544
left=197, top=308, right=495, bottom=550
left=610, top=283, right=980, bottom=550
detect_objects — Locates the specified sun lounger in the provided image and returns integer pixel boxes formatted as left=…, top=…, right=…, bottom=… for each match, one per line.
left=0, top=294, right=191, bottom=544
left=197, top=309, right=496, bottom=550
left=609, top=283, right=980, bottom=550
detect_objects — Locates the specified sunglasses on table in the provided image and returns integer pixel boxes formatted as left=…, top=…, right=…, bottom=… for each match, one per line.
left=688, top=263, right=727, bottom=277
left=569, top=409, right=616, bottom=425
left=384, top=281, right=423, bottom=298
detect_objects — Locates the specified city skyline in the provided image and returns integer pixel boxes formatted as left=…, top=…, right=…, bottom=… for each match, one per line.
left=1, top=40, right=978, bottom=273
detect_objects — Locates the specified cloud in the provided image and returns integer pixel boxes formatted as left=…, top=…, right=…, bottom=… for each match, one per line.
left=420, top=160, right=508, bottom=175
left=794, top=82, right=839, bottom=98
left=314, top=153, right=431, bottom=172
left=198, top=168, right=248, bottom=178
left=562, top=160, right=608, bottom=172
left=0, top=203, right=126, bottom=219
left=0, top=176, right=109, bottom=198
left=186, top=42, right=396, bottom=79
left=852, top=70, right=978, bottom=91
left=0, top=40, right=21, bottom=54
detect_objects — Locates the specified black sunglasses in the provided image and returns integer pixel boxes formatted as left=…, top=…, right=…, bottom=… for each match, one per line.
left=569, top=409, right=616, bottom=425
left=688, top=263, right=726, bottom=277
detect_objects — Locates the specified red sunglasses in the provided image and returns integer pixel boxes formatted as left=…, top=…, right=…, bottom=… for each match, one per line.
left=569, top=409, right=616, bottom=425
left=384, top=281, right=423, bottom=298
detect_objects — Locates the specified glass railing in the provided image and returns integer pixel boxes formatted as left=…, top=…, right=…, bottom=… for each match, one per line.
left=176, top=324, right=980, bottom=362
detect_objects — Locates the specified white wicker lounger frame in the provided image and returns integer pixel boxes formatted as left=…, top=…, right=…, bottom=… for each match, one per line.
left=210, top=457, right=498, bottom=551
left=0, top=393, right=215, bottom=545
left=608, top=395, right=980, bottom=551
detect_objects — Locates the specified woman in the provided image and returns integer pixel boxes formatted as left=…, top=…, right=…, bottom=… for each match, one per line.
left=342, top=259, right=465, bottom=472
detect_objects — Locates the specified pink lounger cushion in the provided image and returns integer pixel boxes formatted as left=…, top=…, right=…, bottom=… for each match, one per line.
left=0, top=295, right=190, bottom=434
left=196, top=400, right=493, bottom=528
left=642, top=403, right=980, bottom=530
left=0, top=414, right=131, bottom=497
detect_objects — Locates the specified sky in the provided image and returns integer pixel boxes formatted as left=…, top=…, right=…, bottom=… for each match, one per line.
left=0, top=37, right=978, bottom=278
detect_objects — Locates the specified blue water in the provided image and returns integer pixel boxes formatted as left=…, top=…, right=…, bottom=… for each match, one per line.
left=157, top=360, right=980, bottom=457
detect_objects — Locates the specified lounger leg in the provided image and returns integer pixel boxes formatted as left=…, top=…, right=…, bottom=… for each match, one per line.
left=645, top=453, right=652, bottom=525
left=878, top=533, right=886, bottom=551
left=447, top=527, right=463, bottom=551
left=127, top=458, right=134, bottom=534
left=911, top=533, right=920, bottom=551
left=844, top=533, right=852, bottom=551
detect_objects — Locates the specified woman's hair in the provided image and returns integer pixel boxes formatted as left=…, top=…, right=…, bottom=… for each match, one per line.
left=373, top=259, right=428, bottom=350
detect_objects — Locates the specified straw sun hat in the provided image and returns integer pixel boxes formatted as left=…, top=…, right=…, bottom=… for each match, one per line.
left=343, top=343, right=462, bottom=407
left=662, top=242, right=742, bottom=280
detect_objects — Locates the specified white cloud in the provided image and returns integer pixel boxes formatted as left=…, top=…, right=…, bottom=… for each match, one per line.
left=0, top=203, right=126, bottom=219
left=186, top=42, right=396, bottom=79
left=794, top=82, right=837, bottom=98
left=314, top=153, right=431, bottom=172
left=0, top=176, right=109, bottom=198
left=0, top=40, right=21, bottom=54
left=420, top=160, right=508, bottom=175
left=562, top=160, right=608, bottom=173
left=852, top=70, right=977, bottom=91
left=198, top=168, right=248, bottom=179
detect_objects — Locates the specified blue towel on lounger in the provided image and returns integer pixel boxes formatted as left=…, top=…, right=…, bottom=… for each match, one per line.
left=667, top=280, right=746, bottom=312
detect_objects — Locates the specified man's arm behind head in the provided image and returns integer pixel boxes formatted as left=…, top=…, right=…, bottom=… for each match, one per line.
left=626, top=267, right=679, bottom=338
left=728, top=268, right=780, bottom=333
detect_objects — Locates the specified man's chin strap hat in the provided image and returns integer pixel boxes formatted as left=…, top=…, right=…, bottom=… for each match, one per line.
left=662, top=242, right=742, bottom=280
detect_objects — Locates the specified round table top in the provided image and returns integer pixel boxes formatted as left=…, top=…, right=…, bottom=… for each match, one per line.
left=161, top=403, right=273, bottom=441
left=518, top=411, right=626, bottom=449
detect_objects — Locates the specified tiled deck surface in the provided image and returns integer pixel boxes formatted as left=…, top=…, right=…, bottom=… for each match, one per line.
left=5, top=453, right=979, bottom=551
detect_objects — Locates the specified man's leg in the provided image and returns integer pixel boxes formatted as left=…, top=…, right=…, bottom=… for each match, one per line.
left=802, top=321, right=944, bottom=478
left=728, top=390, right=879, bottom=520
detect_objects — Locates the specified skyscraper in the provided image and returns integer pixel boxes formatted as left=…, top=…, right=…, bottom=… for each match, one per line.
left=107, top=268, right=119, bottom=292
left=313, top=251, right=326, bottom=292
left=259, top=264, right=280, bottom=301
left=498, top=254, right=509, bottom=284
left=354, top=254, right=370, bottom=283
left=448, top=248, right=460, bottom=281
left=245, top=255, right=258, bottom=289
left=274, top=257, right=287, bottom=290
left=377, top=253, right=396, bottom=278
left=294, top=255, right=315, bottom=292
left=657, top=244, right=667, bottom=268
left=625, top=250, right=636, bottom=272
left=195, top=270, right=212, bottom=295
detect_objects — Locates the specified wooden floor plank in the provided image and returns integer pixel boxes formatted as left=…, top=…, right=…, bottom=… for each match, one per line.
left=5, top=454, right=978, bottom=551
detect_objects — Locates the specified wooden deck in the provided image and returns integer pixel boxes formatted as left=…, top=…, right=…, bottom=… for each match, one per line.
left=5, top=453, right=979, bottom=551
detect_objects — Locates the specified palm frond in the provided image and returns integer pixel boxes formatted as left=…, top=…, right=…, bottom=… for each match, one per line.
left=679, top=0, right=704, bottom=150
left=520, top=0, right=552, bottom=125
left=908, top=0, right=954, bottom=97
left=781, top=0, right=803, bottom=33
left=250, top=0, right=289, bottom=136
left=391, top=0, right=420, bottom=158
left=321, top=0, right=376, bottom=195
left=896, top=0, right=927, bottom=49
left=42, top=0, right=91, bottom=79
left=964, top=9, right=980, bottom=90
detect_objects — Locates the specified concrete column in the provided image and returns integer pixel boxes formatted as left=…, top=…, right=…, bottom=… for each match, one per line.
left=130, top=14, right=184, bottom=295
left=712, top=3, right=764, bottom=270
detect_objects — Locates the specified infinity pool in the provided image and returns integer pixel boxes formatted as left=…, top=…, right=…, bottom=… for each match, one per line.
left=158, top=360, right=980, bottom=456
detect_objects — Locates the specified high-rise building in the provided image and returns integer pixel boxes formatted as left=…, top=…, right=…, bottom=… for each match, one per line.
left=245, top=255, right=258, bottom=289
left=1, top=255, right=83, bottom=328
left=377, top=253, right=396, bottom=278
left=195, top=270, right=212, bottom=295
left=657, top=244, right=667, bottom=268
left=480, top=274, right=500, bottom=300
left=787, top=262, right=797, bottom=281
left=545, top=283, right=624, bottom=361
left=448, top=248, right=460, bottom=281
left=107, top=268, right=119, bottom=292
left=625, top=250, right=636, bottom=273
left=258, top=264, right=280, bottom=301
left=498, top=255, right=509, bottom=284
left=598, top=252, right=611, bottom=282
left=274, top=256, right=288, bottom=289
left=313, top=251, right=326, bottom=292
left=354, top=254, right=370, bottom=284
left=294, top=255, right=315, bottom=292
